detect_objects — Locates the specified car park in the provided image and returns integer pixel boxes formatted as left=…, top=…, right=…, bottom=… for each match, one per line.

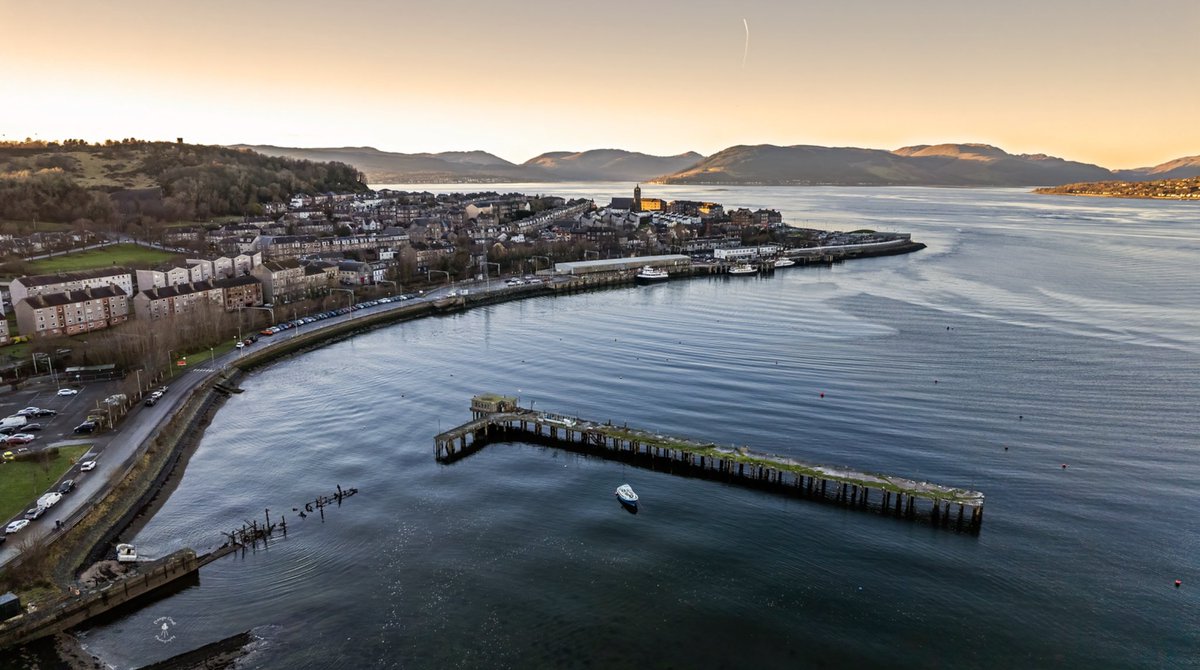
left=57, top=388, right=79, bottom=396
left=5, top=519, right=29, bottom=534
left=80, top=460, right=97, bottom=471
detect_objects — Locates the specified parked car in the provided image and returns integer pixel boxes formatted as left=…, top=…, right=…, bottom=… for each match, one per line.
left=57, top=388, right=79, bottom=396
left=16, top=407, right=40, bottom=416
left=0, top=426, right=18, bottom=436
left=74, top=422, right=97, bottom=434
left=24, top=505, right=45, bottom=520
left=22, top=423, right=42, bottom=431
left=144, top=396, right=158, bottom=407
left=5, top=434, right=35, bottom=445
left=33, top=408, right=57, bottom=417
left=1, top=451, right=13, bottom=460
left=5, top=519, right=29, bottom=534
left=57, top=479, right=75, bottom=493
left=79, top=460, right=97, bottom=471
left=156, top=386, right=168, bottom=395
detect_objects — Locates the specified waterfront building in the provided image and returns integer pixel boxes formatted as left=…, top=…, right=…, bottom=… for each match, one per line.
left=552, top=254, right=690, bottom=276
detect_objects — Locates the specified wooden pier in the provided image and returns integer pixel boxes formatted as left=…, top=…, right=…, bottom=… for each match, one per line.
left=435, top=394, right=985, bottom=531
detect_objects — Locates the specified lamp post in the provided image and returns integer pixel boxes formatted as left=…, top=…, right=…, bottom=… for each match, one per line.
left=331, top=288, right=355, bottom=316
left=531, top=255, right=550, bottom=273
left=482, top=261, right=499, bottom=292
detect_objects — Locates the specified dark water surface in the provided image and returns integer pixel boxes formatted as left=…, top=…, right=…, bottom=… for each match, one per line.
left=74, top=187, right=1198, bottom=668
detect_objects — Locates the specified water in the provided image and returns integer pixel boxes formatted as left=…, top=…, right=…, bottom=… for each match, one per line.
left=70, top=187, right=1199, bottom=668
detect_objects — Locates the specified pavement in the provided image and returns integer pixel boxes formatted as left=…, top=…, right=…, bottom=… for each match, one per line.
left=0, top=273, right=568, bottom=568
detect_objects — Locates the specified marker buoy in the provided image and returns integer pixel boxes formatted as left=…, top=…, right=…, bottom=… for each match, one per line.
left=1061, top=463, right=1068, bottom=469
left=819, top=392, right=825, bottom=398
left=1175, top=580, right=1182, bottom=588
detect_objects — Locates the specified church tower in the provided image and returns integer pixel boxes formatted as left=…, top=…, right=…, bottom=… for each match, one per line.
left=633, top=184, right=642, bottom=212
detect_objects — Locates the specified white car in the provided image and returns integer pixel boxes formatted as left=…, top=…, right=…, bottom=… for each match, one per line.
left=5, top=519, right=29, bottom=534
left=57, top=388, right=79, bottom=396
left=80, top=460, right=97, bottom=471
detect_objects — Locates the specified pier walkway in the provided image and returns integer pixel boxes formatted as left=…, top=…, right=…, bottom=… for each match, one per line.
left=435, top=394, right=985, bottom=531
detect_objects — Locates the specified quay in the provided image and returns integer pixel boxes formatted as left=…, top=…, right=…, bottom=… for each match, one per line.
left=435, top=394, right=985, bottom=531
left=0, top=545, right=236, bottom=649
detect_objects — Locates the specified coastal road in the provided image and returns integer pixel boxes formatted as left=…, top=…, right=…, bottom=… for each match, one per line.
left=0, top=273, right=543, bottom=568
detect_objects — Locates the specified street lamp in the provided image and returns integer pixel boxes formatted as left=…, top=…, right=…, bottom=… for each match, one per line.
left=331, top=288, right=355, bottom=316
left=481, top=261, right=499, bottom=292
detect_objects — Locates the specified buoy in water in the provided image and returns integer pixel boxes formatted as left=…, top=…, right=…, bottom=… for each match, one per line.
left=1061, top=463, right=1068, bottom=469
left=1175, top=579, right=1182, bottom=588
left=819, top=392, right=825, bottom=398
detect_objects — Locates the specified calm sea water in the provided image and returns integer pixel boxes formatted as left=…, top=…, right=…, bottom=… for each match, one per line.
left=71, top=186, right=1199, bottom=668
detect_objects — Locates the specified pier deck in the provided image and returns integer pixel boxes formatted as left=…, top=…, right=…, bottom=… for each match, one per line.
left=435, top=394, right=985, bottom=531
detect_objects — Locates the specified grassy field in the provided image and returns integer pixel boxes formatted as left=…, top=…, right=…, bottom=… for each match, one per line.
left=0, top=445, right=91, bottom=522
left=27, top=243, right=176, bottom=274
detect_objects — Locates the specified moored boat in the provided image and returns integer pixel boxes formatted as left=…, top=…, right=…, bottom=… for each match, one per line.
left=636, top=266, right=670, bottom=282
left=773, top=257, right=795, bottom=268
left=116, top=543, right=138, bottom=563
left=615, top=484, right=639, bottom=507
left=728, top=263, right=757, bottom=275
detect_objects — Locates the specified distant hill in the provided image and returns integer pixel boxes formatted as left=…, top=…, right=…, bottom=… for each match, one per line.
left=232, top=145, right=537, bottom=183
left=522, top=149, right=704, bottom=181
left=235, top=145, right=706, bottom=183
left=653, top=143, right=1117, bottom=186
left=1114, top=155, right=1200, bottom=181
left=1035, top=176, right=1200, bottom=201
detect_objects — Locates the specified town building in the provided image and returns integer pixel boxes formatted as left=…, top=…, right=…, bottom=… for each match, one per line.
left=10, top=268, right=134, bottom=305
left=15, top=286, right=130, bottom=338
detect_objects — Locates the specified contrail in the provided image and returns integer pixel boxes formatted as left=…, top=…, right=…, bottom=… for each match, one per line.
left=742, top=18, right=750, bottom=69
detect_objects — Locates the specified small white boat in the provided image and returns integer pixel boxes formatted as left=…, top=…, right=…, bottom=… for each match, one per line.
left=615, top=484, right=639, bottom=507
left=116, top=543, right=138, bottom=563
left=728, top=263, right=757, bottom=275
left=636, top=266, right=669, bottom=282
left=773, top=257, right=795, bottom=268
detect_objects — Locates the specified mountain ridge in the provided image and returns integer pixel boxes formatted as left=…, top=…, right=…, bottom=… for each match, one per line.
left=232, top=143, right=1200, bottom=186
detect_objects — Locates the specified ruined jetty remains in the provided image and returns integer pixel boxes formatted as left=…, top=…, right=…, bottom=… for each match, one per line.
left=435, top=394, right=985, bottom=531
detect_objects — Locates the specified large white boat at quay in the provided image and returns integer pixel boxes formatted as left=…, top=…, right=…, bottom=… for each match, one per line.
left=728, top=263, right=757, bottom=275
left=636, top=266, right=670, bottom=282
left=773, top=257, right=796, bottom=268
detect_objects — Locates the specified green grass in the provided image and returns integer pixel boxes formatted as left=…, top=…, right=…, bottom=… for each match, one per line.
left=0, top=445, right=91, bottom=521
left=27, top=243, right=176, bottom=274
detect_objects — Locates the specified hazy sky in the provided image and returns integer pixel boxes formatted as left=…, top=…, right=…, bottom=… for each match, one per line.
left=3, top=0, right=1197, bottom=168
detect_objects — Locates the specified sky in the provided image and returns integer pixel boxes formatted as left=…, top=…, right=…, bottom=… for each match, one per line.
left=2, top=0, right=1197, bottom=169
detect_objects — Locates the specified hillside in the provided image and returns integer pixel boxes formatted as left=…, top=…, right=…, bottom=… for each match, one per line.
left=0, top=140, right=367, bottom=225
left=1034, top=176, right=1200, bottom=200
left=1114, top=155, right=1200, bottom=181
left=233, top=145, right=539, bottom=183
left=236, top=145, right=706, bottom=183
left=654, top=143, right=1116, bottom=186
left=521, top=149, right=704, bottom=181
